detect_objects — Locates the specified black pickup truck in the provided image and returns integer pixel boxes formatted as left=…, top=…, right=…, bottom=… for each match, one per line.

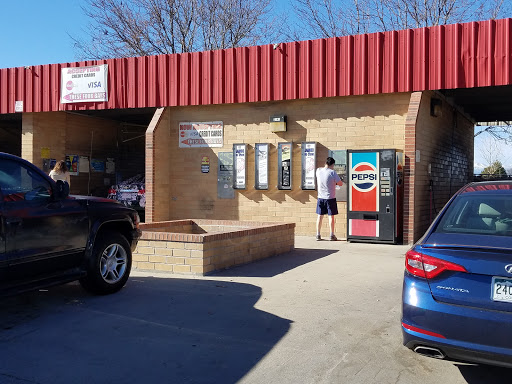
left=0, top=152, right=141, bottom=296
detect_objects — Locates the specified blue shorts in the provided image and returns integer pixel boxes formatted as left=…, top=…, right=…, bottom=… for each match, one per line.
left=316, top=198, right=338, bottom=216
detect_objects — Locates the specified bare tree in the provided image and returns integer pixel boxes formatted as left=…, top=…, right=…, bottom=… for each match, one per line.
left=475, top=124, right=512, bottom=144
left=479, top=137, right=505, bottom=168
left=478, top=136, right=511, bottom=178
left=371, top=0, right=508, bottom=31
left=291, top=0, right=510, bottom=40
left=289, top=0, right=372, bottom=40
left=200, top=0, right=273, bottom=50
left=73, top=0, right=275, bottom=60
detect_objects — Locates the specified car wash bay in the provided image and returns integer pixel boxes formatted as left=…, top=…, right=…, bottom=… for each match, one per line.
left=2, top=19, right=512, bottom=243
left=0, top=107, right=153, bottom=219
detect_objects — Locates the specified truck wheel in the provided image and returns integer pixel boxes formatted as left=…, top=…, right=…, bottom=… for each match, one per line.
left=80, top=231, right=132, bottom=295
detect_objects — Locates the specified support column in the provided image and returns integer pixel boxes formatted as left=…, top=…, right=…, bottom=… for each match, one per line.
left=403, top=92, right=423, bottom=244
left=145, top=107, right=170, bottom=223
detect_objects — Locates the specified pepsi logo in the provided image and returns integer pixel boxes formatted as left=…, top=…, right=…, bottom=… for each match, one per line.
left=351, top=162, right=378, bottom=192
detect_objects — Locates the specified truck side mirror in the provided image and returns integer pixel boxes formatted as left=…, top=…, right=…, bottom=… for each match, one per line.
left=54, top=180, right=70, bottom=200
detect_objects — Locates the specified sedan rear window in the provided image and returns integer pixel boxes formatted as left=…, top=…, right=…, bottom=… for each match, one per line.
left=435, top=195, right=512, bottom=237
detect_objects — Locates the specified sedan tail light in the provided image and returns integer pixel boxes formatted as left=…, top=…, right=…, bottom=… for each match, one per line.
left=405, top=250, right=467, bottom=279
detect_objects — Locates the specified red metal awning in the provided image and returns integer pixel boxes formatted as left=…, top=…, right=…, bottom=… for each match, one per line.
left=1, top=18, right=512, bottom=114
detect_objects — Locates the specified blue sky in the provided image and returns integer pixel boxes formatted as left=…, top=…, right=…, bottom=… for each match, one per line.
left=0, top=1, right=87, bottom=68
left=0, top=1, right=510, bottom=171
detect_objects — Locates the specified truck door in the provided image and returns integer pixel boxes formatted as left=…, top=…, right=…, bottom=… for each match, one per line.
left=0, top=158, right=89, bottom=282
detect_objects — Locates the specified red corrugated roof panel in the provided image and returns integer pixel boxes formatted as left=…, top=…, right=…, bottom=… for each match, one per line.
left=2, top=18, right=512, bottom=114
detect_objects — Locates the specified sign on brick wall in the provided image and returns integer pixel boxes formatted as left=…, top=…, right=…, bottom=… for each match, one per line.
left=179, top=122, right=223, bottom=148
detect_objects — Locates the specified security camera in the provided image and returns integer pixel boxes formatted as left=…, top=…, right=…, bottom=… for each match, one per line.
left=273, top=43, right=279, bottom=50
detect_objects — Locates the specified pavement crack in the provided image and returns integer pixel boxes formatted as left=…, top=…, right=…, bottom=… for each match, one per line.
left=319, top=353, right=349, bottom=384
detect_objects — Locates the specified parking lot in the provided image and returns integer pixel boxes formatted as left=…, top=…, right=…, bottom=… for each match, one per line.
left=1, top=237, right=509, bottom=384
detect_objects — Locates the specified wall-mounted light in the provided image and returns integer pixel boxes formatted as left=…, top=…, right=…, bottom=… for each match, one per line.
left=270, top=115, right=286, bottom=132
left=430, top=98, right=442, bottom=117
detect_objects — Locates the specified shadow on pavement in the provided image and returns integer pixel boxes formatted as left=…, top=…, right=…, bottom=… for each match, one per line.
left=213, top=248, right=337, bottom=277
left=0, top=277, right=291, bottom=384
left=456, top=363, right=511, bottom=382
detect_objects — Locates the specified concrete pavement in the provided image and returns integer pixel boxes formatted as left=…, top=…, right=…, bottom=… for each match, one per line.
left=0, top=237, right=509, bottom=383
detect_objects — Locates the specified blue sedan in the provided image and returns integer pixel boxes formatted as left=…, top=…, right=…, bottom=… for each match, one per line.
left=402, top=180, right=512, bottom=368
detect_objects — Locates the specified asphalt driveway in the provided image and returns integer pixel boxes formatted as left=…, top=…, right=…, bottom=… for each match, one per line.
left=0, top=237, right=509, bottom=383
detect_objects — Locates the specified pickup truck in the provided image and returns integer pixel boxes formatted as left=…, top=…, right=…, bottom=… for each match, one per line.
left=0, top=152, right=142, bottom=296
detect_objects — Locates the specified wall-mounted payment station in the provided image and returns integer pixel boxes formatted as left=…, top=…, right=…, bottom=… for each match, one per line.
left=233, top=143, right=247, bottom=190
left=301, top=142, right=316, bottom=190
left=278, top=142, right=292, bottom=190
left=255, top=143, right=269, bottom=190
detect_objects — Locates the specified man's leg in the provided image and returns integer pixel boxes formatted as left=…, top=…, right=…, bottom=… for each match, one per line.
left=329, top=215, right=337, bottom=240
left=329, top=215, right=335, bottom=235
left=327, top=198, right=338, bottom=241
left=316, top=214, right=324, bottom=239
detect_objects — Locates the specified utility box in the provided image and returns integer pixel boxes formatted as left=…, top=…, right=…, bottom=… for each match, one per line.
left=270, top=115, right=286, bottom=132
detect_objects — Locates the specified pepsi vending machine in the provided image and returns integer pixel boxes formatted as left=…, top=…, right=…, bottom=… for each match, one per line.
left=347, top=149, right=404, bottom=244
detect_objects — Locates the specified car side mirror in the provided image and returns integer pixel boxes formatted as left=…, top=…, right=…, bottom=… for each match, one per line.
left=54, top=180, right=70, bottom=200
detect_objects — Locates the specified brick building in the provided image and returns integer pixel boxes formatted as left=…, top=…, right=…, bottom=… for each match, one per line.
left=2, top=18, right=511, bottom=244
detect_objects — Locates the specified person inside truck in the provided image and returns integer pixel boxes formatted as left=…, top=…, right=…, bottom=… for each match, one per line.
left=49, top=160, right=71, bottom=187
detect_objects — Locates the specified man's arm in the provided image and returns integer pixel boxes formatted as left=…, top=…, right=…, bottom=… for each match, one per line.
left=334, top=172, right=343, bottom=186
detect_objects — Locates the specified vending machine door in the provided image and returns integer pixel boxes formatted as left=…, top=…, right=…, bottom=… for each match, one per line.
left=376, top=150, right=398, bottom=243
left=347, top=149, right=401, bottom=244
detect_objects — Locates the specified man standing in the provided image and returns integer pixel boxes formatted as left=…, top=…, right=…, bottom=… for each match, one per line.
left=316, top=157, right=343, bottom=241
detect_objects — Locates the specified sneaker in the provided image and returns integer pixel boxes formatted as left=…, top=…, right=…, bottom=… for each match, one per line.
left=330, top=234, right=338, bottom=241
left=315, top=234, right=321, bottom=241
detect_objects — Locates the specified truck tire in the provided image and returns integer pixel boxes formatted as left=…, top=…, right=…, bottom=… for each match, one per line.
left=79, top=231, right=132, bottom=295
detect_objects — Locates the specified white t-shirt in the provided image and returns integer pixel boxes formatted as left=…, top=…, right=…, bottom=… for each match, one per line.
left=49, top=170, right=71, bottom=186
left=316, top=167, right=341, bottom=199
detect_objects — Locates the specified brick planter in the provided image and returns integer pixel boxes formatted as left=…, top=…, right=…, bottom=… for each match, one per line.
left=133, top=220, right=295, bottom=275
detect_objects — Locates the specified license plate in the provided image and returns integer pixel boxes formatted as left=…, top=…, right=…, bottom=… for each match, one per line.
left=492, top=277, right=512, bottom=303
